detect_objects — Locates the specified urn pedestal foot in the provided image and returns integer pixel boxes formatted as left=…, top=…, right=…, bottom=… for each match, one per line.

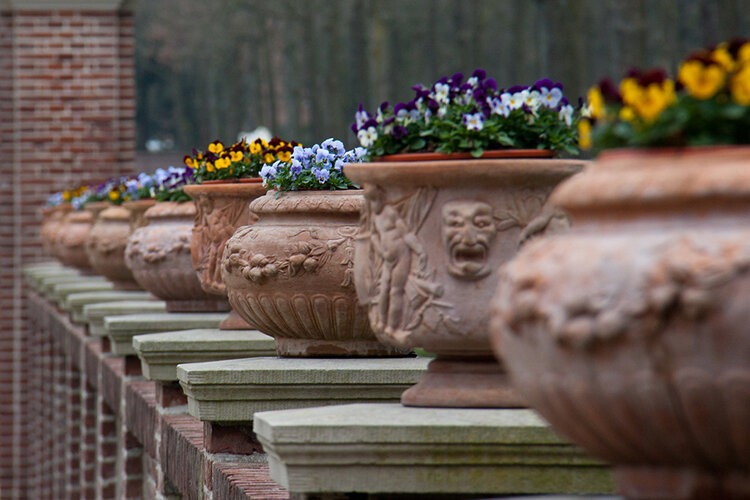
left=401, top=357, right=524, bottom=408
left=274, top=337, right=412, bottom=357
left=616, top=466, right=750, bottom=500
left=164, top=297, right=230, bottom=313
left=218, top=309, right=255, bottom=330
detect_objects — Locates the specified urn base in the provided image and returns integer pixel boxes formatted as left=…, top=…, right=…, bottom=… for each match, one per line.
left=218, top=309, right=255, bottom=330
left=401, top=357, right=524, bottom=408
left=275, top=338, right=412, bottom=358
left=164, top=297, right=231, bottom=313
left=616, top=466, right=750, bottom=500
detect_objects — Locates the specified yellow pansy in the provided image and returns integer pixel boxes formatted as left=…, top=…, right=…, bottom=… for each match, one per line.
left=184, top=156, right=195, bottom=168
left=109, top=190, right=120, bottom=201
left=206, top=162, right=215, bottom=172
left=620, top=78, right=641, bottom=107
left=678, top=60, right=725, bottom=99
left=216, top=157, right=231, bottom=169
left=263, top=153, right=275, bottom=164
left=62, top=191, right=71, bottom=202
left=629, top=80, right=675, bottom=122
left=619, top=106, right=636, bottom=122
left=738, top=43, right=750, bottom=64
left=277, top=151, right=291, bottom=162
left=586, top=86, right=605, bottom=119
left=249, top=141, right=263, bottom=155
left=730, top=64, right=750, bottom=105
left=208, top=141, right=224, bottom=154
left=578, top=119, right=592, bottom=150
left=230, top=150, right=243, bottom=162
left=712, top=46, right=734, bottom=72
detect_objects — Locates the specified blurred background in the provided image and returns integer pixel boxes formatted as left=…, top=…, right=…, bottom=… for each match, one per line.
left=134, top=0, right=750, bottom=162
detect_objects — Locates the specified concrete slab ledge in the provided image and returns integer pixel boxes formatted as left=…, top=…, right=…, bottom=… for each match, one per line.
left=254, top=403, right=613, bottom=496
left=133, top=329, right=276, bottom=382
left=83, top=300, right=167, bottom=337
left=178, top=357, right=430, bottom=422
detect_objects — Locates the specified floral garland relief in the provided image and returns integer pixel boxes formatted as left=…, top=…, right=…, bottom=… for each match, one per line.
left=223, top=226, right=357, bottom=286
left=357, top=185, right=548, bottom=343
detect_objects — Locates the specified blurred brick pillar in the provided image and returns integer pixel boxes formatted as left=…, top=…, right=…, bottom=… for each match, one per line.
left=0, top=0, right=135, bottom=497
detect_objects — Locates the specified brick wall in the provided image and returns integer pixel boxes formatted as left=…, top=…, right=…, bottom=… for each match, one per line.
left=1, top=2, right=135, bottom=497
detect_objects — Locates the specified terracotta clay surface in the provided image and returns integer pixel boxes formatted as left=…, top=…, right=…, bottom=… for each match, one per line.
left=85, top=205, right=140, bottom=289
left=491, top=146, right=750, bottom=499
left=222, top=190, right=409, bottom=357
left=183, top=182, right=266, bottom=330
left=125, top=201, right=229, bottom=313
left=57, top=209, right=94, bottom=271
left=122, top=199, right=155, bottom=233
left=40, top=205, right=67, bottom=257
left=345, top=158, right=583, bottom=407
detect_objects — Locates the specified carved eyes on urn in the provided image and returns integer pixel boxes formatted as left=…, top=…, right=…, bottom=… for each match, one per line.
left=441, top=201, right=497, bottom=280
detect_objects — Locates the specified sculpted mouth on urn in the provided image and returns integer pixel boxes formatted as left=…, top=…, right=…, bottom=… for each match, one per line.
left=441, top=200, right=497, bottom=280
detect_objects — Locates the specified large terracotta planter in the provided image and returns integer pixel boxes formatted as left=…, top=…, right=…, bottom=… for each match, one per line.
left=40, top=205, right=68, bottom=257
left=122, top=199, right=155, bottom=233
left=183, top=181, right=266, bottom=330
left=57, top=209, right=94, bottom=271
left=222, top=190, right=408, bottom=357
left=491, top=147, right=750, bottom=499
left=125, top=201, right=230, bottom=313
left=85, top=205, right=140, bottom=290
left=345, top=157, right=583, bottom=407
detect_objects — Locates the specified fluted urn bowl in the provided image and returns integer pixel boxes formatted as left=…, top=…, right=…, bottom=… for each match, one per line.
left=491, top=147, right=750, bottom=499
left=125, top=201, right=229, bottom=312
left=345, top=156, right=583, bottom=407
left=183, top=181, right=266, bottom=330
left=86, top=205, right=140, bottom=289
left=222, top=190, right=408, bottom=357
left=40, top=205, right=68, bottom=258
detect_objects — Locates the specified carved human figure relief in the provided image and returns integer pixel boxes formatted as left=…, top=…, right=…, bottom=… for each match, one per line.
left=359, top=185, right=458, bottom=343
left=441, top=200, right=497, bottom=280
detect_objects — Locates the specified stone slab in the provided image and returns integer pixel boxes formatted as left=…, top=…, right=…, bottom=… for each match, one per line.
left=132, top=329, right=276, bottom=382
left=40, top=274, right=106, bottom=297
left=254, top=403, right=614, bottom=496
left=53, top=281, right=116, bottom=307
left=22, top=262, right=69, bottom=288
left=66, top=290, right=153, bottom=323
left=177, top=356, right=430, bottom=422
left=104, top=312, right=227, bottom=356
left=84, top=300, right=167, bottom=337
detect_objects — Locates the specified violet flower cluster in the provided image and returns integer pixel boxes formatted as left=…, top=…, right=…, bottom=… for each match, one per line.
left=260, top=138, right=366, bottom=191
left=352, top=69, right=581, bottom=157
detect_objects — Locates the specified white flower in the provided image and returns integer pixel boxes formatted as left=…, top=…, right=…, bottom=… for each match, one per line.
left=355, top=109, right=370, bottom=129
left=433, top=83, right=450, bottom=104
left=502, top=92, right=523, bottom=110
left=357, top=126, right=378, bottom=148
left=581, top=104, right=593, bottom=118
left=463, top=112, right=484, bottom=131
left=558, top=104, right=574, bottom=126
left=488, top=97, right=510, bottom=117
left=523, top=90, right=542, bottom=111
left=467, top=76, right=479, bottom=87
left=541, top=87, right=563, bottom=108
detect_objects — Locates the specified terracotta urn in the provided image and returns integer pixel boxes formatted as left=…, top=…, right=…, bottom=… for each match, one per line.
left=85, top=205, right=140, bottom=290
left=122, top=199, right=155, bottom=233
left=183, top=181, right=266, bottom=329
left=491, top=147, right=750, bottom=499
left=345, top=156, right=583, bottom=407
left=125, top=201, right=230, bottom=313
left=56, top=208, right=94, bottom=271
left=222, top=190, right=408, bottom=357
left=40, top=205, right=68, bottom=258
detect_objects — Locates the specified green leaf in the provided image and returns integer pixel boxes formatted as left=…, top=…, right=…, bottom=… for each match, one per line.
left=470, top=148, right=484, bottom=158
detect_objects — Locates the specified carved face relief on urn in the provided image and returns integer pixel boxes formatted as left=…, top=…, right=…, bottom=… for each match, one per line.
left=441, top=200, right=497, bottom=280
